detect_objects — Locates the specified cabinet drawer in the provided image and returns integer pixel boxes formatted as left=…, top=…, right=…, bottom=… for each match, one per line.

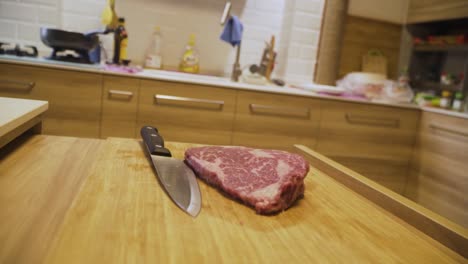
left=101, top=76, right=139, bottom=138
left=232, top=91, right=321, bottom=150
left=316, top=101, right=420, bottom=193
left=316, top=101, right=419, bottom=159
left=0, top=63, right=37, bottom=99
left=137, top=80, right=236, bottom=145
left=405, top=112, right=468, bottom=227
left=0, top=63, right=102, bottom=138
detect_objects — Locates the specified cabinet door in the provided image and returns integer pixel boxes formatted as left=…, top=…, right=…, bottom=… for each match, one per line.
left=0, top=63, right=102, bottom=138
left=138, top=80, right=236, bottom=145
left=406, top=112, right=468, bottom=228
left=101, top=76, right=139, bottom=138
left=232, top=91, right=321, bottom=150
left=316, top=101, right=420, bottom=193
left=407, top=0, right=468, bottom=23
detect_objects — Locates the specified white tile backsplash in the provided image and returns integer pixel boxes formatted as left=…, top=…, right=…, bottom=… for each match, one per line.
left=285, top=58, right=316, bottom=76
left=38, top=6, right=59, bottom=25
left=0, top=0, right=324, bottom=83
left=61, top=13, right=102, bottom=32
left=293, top=12, right=322, bottom=30
left=62, top=0, right=104, bottom=17
left=295, top=0, right=323, bottom=13
left=22, top=0, right=58, bottom=6
left=18, top=23, right=40, bottom=41
left=255, top=0, right=284, bottom=12
left=290, top=28, right=319, bottom=46
left=0, top=20, right=16, bottom=38
left=0, top=2, right=38, bottom=22
left=300, top=46, right=317, bottom=60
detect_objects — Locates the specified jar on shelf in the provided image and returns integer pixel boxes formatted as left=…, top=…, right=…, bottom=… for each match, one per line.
left=439, top=90, right=452, bottom=109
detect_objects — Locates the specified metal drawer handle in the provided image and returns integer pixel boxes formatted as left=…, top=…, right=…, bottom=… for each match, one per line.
left=0, top=80, right=35, bottom=91
left=345, top=114, right=399, bottom=128
left=249, top=104, right=310, bottom=119
left=154, top=94, right=224, bottom=110
left=108, top=89, right=133, bottom=100
left=429, top=124, right=468, bottom=138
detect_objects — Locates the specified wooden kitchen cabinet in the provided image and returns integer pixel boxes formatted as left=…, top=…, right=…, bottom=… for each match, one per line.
left=405, top=111, right=468, bottom=228
left=315, top=101, right=420, bottom=193
left=0, top=63, right=102, bottom=137
left=137, top=80, right=236, bottom=145
left=101, top=76, right=140, bottom=138
left=407, top=0, right=468, bottom=23
left=232, top=91, right=321, bottom=150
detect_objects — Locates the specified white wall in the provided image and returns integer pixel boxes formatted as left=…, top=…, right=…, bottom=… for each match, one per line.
left=0, top=0, right=324, bottom=83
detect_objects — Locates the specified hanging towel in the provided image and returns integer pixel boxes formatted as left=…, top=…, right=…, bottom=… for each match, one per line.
left=220, top=15, right=243, bottom=47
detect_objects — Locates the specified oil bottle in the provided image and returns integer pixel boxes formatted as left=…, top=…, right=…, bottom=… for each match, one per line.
left=113, top=17, right=128, bottom=64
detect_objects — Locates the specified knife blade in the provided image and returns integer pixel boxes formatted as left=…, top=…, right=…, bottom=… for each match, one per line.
left=140, top=126, right=201, bottom=217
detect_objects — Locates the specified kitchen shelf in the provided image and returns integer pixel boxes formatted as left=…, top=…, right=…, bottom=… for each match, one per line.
left=413, top=44, right=468, bottom=52
left=413, top=81, right=462, bottom=92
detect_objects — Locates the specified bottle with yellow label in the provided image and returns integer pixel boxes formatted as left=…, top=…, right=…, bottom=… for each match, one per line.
left=113, top=17, right=128, bottom=64
left=179, top=34, right=200, bottom=73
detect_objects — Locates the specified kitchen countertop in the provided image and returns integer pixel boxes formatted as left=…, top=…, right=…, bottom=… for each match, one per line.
left=0, top=133, right=466, bottom=263
left=0, top=56, right=416, bottom=109
left=2, top=55, right=468, bottom=119
left=0, top=97, right=48, bottom=147
left=421, top=106, right=468, bottom=119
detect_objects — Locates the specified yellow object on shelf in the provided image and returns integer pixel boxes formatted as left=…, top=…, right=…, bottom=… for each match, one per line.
left=179, top=34, right=200, bottom=74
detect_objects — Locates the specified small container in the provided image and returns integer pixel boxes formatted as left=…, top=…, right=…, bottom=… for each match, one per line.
left=439, top=90, right=452, bottom=108
left=452, top=92, right=464, bottom=112
left=144, top=26, right=163, bottom=69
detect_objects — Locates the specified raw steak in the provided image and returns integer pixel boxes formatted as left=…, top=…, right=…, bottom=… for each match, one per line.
left=184, top=146, right=309, bottom=214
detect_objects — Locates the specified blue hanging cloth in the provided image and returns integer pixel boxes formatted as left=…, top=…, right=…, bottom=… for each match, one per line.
left=220, top=15, right=243, bottom=47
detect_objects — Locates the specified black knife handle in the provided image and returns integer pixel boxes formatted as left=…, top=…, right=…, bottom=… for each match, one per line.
left=140, top=126, right=172, bottom=157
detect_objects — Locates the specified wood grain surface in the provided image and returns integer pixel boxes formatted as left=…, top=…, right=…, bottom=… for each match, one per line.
left=0, top=97, right=47, bottom=137
left=44, top=138, right=465, bottom=263
left=314, top=0, right=348, bottom=85
left=232, top=90, right=321, bottom=151
left=0, top=63, right=103, bottom=138
left=138, top=80, right=237, bottom=145
left=407, top=0, right=468, bottom=23
left=406, top=111, right=468, bottom=229
left=295, top=144, right=468, bottom=259
left=0, top=135, right=103, bottom=264
left=315, top=100, right=420, bottom=194
left=101, top=76, right=140, bottom=139
left=338, top=16, right=402, bottom=79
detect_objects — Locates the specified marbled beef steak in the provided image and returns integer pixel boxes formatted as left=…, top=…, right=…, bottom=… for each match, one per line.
left=184, top=146, right=309, bottom=214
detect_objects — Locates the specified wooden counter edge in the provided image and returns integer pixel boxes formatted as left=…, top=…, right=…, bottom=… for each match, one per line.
left=0, top=98, right=48, bottom=148
left=0, top=114, right=43, bottom=148
left=293, top=144, right=468, bottom=259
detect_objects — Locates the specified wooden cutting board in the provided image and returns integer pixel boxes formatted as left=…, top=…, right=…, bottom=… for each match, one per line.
left=40, top=138, right=464, bottom=263
left=0, top=135, right=102, bottom=264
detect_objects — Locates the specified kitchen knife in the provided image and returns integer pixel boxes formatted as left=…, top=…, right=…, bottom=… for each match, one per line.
left=141, top=126, right=201, bottom=217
